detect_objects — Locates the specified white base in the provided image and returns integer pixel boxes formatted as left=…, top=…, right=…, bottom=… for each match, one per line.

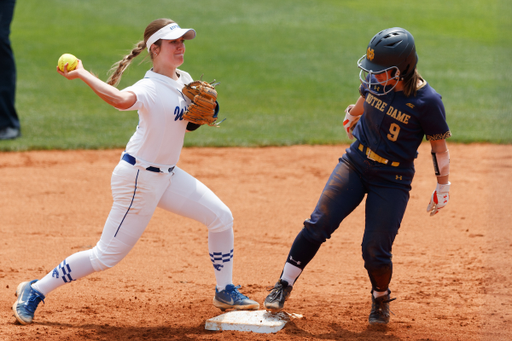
left=205, top=310, right=300, bottom=334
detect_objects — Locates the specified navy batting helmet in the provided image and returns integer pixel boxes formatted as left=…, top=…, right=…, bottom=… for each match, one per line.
left=357, top=27, right=418, bottom=95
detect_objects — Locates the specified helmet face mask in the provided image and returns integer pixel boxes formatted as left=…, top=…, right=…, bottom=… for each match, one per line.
left=358, top=55, right=400, bottom=96
left=357, top=27, right=418, bottom=96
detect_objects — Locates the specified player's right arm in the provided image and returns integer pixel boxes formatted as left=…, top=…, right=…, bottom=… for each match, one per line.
left=57, top=60, right=136, bottom=110
left=343, top=96, right=365, bottom=139
left=350, top=96, right=365, bottom=117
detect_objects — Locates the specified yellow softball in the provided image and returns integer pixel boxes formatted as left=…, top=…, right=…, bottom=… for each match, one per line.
left=58, top=53, right=78, bottom=72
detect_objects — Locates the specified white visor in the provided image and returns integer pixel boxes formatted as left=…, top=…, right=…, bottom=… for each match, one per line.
left=146, top=23, right=196, bottom=52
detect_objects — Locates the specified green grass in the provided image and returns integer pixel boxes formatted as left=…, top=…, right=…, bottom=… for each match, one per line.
left=1, top=0, right=510, bottom=151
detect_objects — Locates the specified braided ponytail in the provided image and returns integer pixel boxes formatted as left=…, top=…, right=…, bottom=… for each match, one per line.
left=106, top=41, right=146, bottom=86
left=106, top=18, right=176, bottom=87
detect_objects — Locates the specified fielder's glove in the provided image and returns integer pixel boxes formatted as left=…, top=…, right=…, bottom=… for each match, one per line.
left=182, top=80, right=222, bottom=126
left=427, top=182, right=451, bottom=216
left=343, top=104, right=360, bottom=140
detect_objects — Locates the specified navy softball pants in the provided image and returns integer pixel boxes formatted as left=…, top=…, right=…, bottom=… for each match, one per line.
left=298, top=143, right=415, bottom=292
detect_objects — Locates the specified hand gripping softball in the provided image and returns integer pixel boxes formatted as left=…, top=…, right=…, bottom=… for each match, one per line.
left=182, top=79, right=222, bottom=126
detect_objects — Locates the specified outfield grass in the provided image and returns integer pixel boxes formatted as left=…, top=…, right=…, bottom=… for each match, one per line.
left=1, top=0, right=510, bottom=151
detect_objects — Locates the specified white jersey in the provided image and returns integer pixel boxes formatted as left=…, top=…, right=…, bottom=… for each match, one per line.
left=119, top=69, right=193, bottom=167
left=24, top=60, right=249, bottom=312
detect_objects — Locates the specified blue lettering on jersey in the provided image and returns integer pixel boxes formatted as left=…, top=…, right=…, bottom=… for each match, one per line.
left=174, top=106, right=186, bottom=121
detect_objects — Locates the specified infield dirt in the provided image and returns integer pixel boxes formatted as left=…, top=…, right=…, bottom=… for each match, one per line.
left=1, top=143, right=511, bottom=340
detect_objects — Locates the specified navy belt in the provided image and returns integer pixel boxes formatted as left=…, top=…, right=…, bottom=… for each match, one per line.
left=122, top=153, right=174, bottom=173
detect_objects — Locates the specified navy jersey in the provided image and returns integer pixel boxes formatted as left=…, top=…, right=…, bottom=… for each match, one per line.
left=353, top=79, right=451, bottom=164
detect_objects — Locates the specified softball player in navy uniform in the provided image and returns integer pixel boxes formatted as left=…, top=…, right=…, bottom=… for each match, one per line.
left=12, top=18, right=258, bottom=325
left=264, top=27, right=451, bottom=325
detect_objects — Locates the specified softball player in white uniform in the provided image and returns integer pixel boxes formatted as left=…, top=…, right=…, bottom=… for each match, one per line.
left=12, top=18, right=258, bottom=325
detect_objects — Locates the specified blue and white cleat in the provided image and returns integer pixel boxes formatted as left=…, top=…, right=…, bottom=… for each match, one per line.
left=12, top=280, right=45, bottom=325
left=213, top=284, right=259, bottom=311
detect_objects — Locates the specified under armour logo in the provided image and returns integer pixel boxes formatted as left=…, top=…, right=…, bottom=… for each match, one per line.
left=289, top=256, right=301, bottom=266
left=396, top=175, right=402, bottom=180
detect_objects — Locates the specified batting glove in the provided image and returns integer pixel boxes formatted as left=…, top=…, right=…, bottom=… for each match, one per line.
left=427, top=182, right=451, bottom=216
left=343, top=104, right=359, bottom=140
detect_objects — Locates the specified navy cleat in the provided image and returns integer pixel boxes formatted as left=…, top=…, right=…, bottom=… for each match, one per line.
left=369, top=290, right=396, bottom=325
left=264, top=279, right=293, bottom=312
left=12, top=280, right=45, bottom=325
left=213, top=284, right=259, bottom=311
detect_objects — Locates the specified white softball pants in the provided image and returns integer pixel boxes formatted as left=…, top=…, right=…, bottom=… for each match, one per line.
left=90, top=160, right=233, bottom=271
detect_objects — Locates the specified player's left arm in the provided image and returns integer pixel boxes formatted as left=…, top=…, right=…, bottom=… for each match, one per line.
left=427, top=139, right=450, bottom=216
left=185, top=100, right=220, bottom=132
left=186, top=122, right=201, bottom=132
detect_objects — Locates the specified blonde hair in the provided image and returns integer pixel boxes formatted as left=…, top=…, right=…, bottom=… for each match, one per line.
left=107, top=18, right=176, bottom=86
left=402, top=69, right=424, bottom=97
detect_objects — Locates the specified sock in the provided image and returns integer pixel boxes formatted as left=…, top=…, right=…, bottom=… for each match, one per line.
left=277, top=228, right=322, bottom=286
left=31, top=250, right=96, bottom=296
left=281, top=262, right=302, bottom=286
left=373, top=290, right=389, bottom=298
left=208, top=228, right=234, bottom=292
